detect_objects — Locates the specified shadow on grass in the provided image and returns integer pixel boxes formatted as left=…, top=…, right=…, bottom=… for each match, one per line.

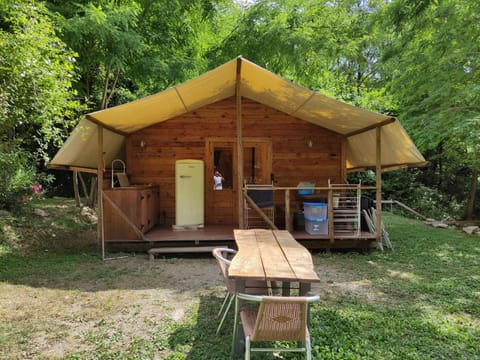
left=159, top=294, right=234, bottom=359
left=0, top=249, right=221, bottom=293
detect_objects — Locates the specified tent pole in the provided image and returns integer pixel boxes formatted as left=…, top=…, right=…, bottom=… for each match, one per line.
left=341, top=137, right=347, bottom=182
left=236, top=58, right=244, bottom=229
left=97, top=124, right=105, bottom=260
left=375, top=127, right=382, bottom=246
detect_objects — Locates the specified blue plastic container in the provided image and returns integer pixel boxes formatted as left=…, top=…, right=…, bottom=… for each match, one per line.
left=305, top=218, right=328, bottom=235
left=303, top=202, right=327, bottom=221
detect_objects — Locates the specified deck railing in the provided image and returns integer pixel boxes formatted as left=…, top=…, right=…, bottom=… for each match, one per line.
left=242, top=184, right=378, bottom=241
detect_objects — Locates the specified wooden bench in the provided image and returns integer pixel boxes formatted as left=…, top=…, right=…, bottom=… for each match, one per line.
left=148, top=245, right=227, bottom=260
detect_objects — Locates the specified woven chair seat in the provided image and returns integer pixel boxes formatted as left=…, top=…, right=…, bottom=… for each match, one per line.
left=236, top=293, right=319, bottom=360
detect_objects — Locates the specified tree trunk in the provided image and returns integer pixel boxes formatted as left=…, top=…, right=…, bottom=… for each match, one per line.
left=89, top=176, right=98, bottom=208
left=73, top=171, right=81, bottom=207
left=100, top=66, right=120, bottom=110
left=78, top=172, right=91, bottom=206
left=465, top=169, right=478, bottom=220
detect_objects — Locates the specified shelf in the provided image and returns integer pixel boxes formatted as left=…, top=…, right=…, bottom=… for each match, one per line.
left=330, top=182, right=361, bottom=236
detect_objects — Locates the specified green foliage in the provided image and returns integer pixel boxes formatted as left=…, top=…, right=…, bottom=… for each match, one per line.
left=52, top=0, right=222, bottom=107
left=0, top=143, right=35, bottom=211
left=379, top=0, right=480, bottom=218
left=0, top=1, right=81, bottom=157
left=209, top=0, right=343, bottom=88
left=381, top=169, right=459, bottom=220
left=129, top=0, right=221, bottom=94
left=53, top=1, right=145, bottom=109
left=208, top=0, right=394, bottom=112
left=0, top=1, right=82, bottom=209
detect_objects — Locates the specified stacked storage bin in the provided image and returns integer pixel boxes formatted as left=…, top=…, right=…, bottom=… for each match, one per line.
left=303, top=202, right=328, bottom=235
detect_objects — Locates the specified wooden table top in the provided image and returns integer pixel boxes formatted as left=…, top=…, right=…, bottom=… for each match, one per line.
left=229, top=229, right=320, bottom=283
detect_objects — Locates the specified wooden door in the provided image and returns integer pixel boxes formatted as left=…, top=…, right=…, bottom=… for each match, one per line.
left=205, top=138, right=272, bottom=225
left=206, top=140, right=235, bottom=225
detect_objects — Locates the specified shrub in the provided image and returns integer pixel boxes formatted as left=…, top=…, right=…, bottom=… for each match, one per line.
left=0, top=143, right=36, bottom=211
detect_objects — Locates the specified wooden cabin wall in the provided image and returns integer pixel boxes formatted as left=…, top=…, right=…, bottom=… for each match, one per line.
left=125, top=97, right=344, bottom=227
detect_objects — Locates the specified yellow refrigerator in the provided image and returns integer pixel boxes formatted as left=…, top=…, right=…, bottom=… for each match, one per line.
left=174, top=159, right=204, bottom=228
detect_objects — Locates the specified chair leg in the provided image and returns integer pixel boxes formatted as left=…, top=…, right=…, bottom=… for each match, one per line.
left=216, top=293, right=234, bottom=335
left=245, top=336, right=251, bottom=360
left=217, top=291, right=230, bottom=318
left=306, top=336, right=312, bottom=360
left=231, top=295, right=243, bottom=357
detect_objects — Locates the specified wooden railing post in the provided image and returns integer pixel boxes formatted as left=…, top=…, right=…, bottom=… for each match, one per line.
left=235, top=58, right=244, bottom=229
left=375, top=127, right=382, bottom=246
left=328, top=187, right=334, bottom=243
left=97, top=124, right=104, bottom=260
left=285, top=189, right=291, bottom=231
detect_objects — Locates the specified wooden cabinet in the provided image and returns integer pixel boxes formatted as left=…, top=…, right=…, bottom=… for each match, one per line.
left=103, top=185, right=159, bottom=241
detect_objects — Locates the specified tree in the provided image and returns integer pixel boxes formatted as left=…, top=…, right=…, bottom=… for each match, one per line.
left=0, top=1, right=81, bottom=156
left=51, top=0, right=225, bottom=109
left=380, top=0, right=480, bottom=219
left=207, top=0, right=394, bottom=112
left=130, top=0, right=224, bottom=95
left=52, top=1, right=145, bottom=109
left=0, top=1, right=82, bottom=209
left=47, top=0, right=226, bottom=206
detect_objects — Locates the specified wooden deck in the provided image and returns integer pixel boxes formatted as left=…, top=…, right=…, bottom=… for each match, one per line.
left=105, top=225, right=376, bottom=253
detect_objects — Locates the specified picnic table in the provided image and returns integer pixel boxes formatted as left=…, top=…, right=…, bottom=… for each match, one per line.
left=229, top=229, right=320, bottom=357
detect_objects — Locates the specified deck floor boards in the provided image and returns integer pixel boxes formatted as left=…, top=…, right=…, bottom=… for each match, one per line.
left=144, top=225, right=235, bottom=242
left=103, top=225, right=377, bottom=252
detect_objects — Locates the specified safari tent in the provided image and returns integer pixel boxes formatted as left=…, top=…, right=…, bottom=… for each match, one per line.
left=50, top=56, right=426, bottom=252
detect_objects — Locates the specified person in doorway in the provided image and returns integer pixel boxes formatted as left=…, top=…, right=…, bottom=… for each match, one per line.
left=213, top=170, right=225, bottom=190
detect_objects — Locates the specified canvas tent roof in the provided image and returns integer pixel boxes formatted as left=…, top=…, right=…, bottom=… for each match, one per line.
left=50, top=56, right=426, bottom=172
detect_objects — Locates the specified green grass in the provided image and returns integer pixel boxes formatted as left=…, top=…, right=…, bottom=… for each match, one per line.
left=308, top=214, right=480, bottom=360
left=0, top=199, right=479, bottom=359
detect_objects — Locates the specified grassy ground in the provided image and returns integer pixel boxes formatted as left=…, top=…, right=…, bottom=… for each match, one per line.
left=0, top=198, right=479, bottom=359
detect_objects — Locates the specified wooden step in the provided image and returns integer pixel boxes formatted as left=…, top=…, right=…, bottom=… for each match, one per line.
left=148, top=245, right=227, bottom=260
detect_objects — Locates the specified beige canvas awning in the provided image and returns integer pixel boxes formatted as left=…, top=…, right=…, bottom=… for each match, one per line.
left=50, top=56, right=426, bottom=172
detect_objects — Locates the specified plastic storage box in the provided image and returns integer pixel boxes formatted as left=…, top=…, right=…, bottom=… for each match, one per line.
left=297, top=182, right=315, bottom=195
left=305, top=219, right=328, bottom=235
left=303, top=202, right=327, bottom=221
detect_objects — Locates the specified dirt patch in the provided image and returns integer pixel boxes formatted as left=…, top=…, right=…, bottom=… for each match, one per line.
left=312, top=261, right=387, bottom=304
left=317, top=275, right=387, bottom=303
left=0, top=255, right=223, bottom=358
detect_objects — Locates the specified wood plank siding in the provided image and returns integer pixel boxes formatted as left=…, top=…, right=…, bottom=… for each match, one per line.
left=125, top=97, right=344, bottom=228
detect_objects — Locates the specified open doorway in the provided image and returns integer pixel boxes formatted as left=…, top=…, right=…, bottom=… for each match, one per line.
left=205, top=138, right=272, bottom=225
